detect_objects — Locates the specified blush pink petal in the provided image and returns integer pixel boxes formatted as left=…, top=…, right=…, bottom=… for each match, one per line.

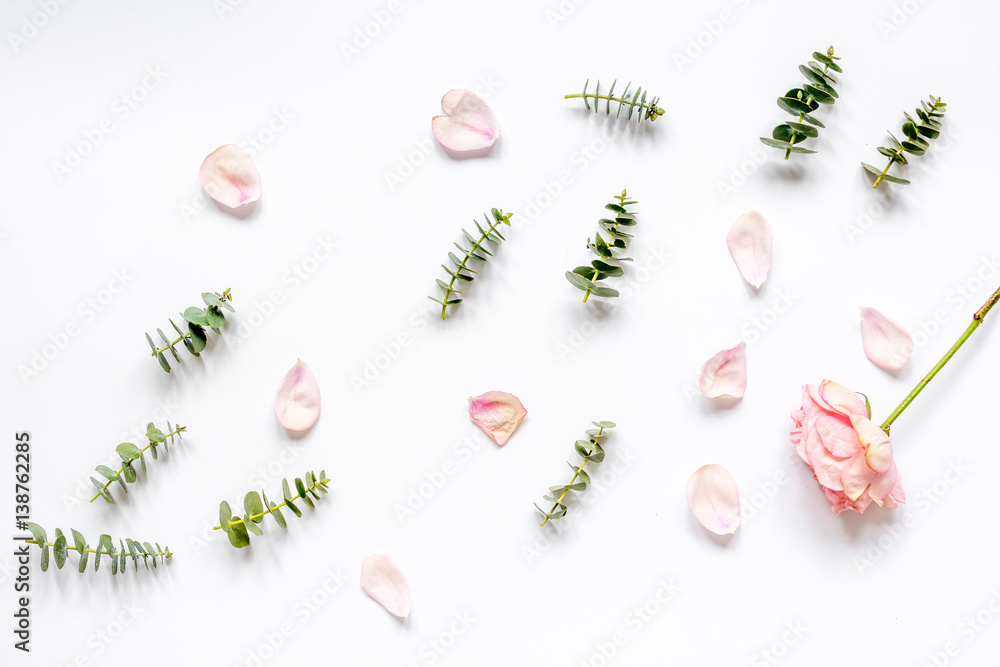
left=697, top=341, right=747, bottom=398
left=468, top=391, right=527, bottom=446
left=841, top=451, right=877, bottom=501
left=816, top=379, right=868, bottom=417
left=850, top=414, right=894, bottom=473
left=725, top=211, right=773, bottom=289
left=199, top=144, right=261, bottom=208
left=431, top=89, right=500, bottom=151
left=685, top=464, right=741, bottom=535
left=273, top=359, right=321, bottom=431
left=860, top=307, right=914, bottom=371
left=361, top=554, right=410, bottom=618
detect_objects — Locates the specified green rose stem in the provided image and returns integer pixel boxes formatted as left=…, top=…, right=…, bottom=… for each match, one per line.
left=89, top=424, right=186, bottom=502
left=880, top=284, right=1000, bottom=434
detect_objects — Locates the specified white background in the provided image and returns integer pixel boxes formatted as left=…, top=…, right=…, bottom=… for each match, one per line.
left=3, top=0, right=1000, bottom=665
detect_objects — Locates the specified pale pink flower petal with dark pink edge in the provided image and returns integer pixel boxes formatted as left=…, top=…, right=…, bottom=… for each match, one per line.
left=468, top=391, right=527, bottom=446
left=199, top=144, right=261, bottom=208
left=698, top=341, right=747, bottom=398
left=860, top=307, right=914, bottom=371
left=431, top=89, right=501, bottom=151
left=361, top=554, right=410, bottom=618
left=273, top=359, right=321, bottom=431
left=726, top=211, right=772, bottom=289
left=686, top=464, right=741, bottom=535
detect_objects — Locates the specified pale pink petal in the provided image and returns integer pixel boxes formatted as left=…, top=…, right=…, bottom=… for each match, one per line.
left=431, top=89, right=500, bottom=151
left=273, top=359, right=321, bottom=431
left=850, top=414, right=893, bottom=473
left=686, top=464, right=741, bottom=535
left=860, top=307, right=913, bottom=371
left=361, top=554, right=410, bottom=618
left=841, top=451, right=876, bottom=501
left=199, top=144, right=261, bottom=208
left=468, top=391, right=527, bottom=446
left=698, top=342, right=747, bottom=399
left=725, top=211, right=772, bottom=289
left=816, top=380, right=868, bottom=417
left=868, top=462, right=899, bottom=503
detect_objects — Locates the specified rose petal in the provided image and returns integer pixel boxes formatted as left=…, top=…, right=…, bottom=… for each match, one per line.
left=361, top=554, right=410, bottom=618
left=698, top=341, right=747, bottom=398
left=273, top=359, right=321, bottom=431
left=816, top=380, right=869, bottom=418
left=860, top=307, right=913, bottom=371
left=685, top=464, right=741, bottom=535
left=431, top=89, right=500, bottom=151
left=726, top=211, right=772, bottom=289
left=850, top=414, right=894, bottom=473
left=468, top=391, right=527, bottom=446
left=841, top=451, right=877, bottom=501
left=199, top=144, right=261, bottom=208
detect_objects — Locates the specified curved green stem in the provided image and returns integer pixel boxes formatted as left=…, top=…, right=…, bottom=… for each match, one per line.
left=540, top=425, right=605, bottom=527
left=154, top=334, right=188, bottom=357
left=880, top=284, right=1000, bottom=434
left=440, top=216, right=506, bottom=320
left=564, top=93, right=664, bottom=118
left=25, top=540, right=172, bottom=558
left=89, top=426, right=185, bottom=502
left=212, top=478, right=328, bottom=530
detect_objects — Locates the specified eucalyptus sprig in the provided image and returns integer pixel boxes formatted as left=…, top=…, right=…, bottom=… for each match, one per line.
left=429, top=208, right=513, bottom=320
left=760, top=47, right=841, bottom=159
left=24, top=522, right=172, bottom=575
left=862, top=95, right=947, bottom=188
left=565, top=79, right=664, bottom=123
left=145, top=288, right=234, bottom=372
left=535, top=421, right=615, bottom=526
left=565, top=190, right=636, bottom=302
left=214, top=470, right=330, bottom=548
left=89, top=421, right=186, bottom=503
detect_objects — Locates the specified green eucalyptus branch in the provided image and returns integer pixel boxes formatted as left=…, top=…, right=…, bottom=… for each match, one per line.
left=862, top=95, right=947, bottom=188
left=429, top=208, right=513, bottom=320
left=214, top=470, right=331, bottom=548
left=89, top=421, right=186, bottom=503
left=24, top=522, right=172, bottom=575
left=145, top=288, right=234, bottom=372
left=565, top=79, right=664, bottom=123
left=535, top=421, right=615, bottom=526
left=760, top=47, right=842, bottom=159
left=565, top=190, right=636, bottom=302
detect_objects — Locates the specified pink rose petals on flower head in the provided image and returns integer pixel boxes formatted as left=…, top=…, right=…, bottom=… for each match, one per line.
left=686, top=464, right=741, bottom=535
left=273, top=359, right=321, bottom=431
left=698, top=341, right=747, bottom=399
left=199, top=144, right=261, bottom=208
left=860, top=307, right=914, bottom=371
left=726, top=211, right=772, bottom=289
left=790, top=380, right=905, bottom=514
left=431, top=89, right=501, bottom=151
left=361, top=554, right=410, bottom=618
left=468, top=391, right=526, bottom=446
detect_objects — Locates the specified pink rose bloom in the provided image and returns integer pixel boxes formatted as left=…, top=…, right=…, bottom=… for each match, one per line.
left=790, top=380, right=905, bottom=514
